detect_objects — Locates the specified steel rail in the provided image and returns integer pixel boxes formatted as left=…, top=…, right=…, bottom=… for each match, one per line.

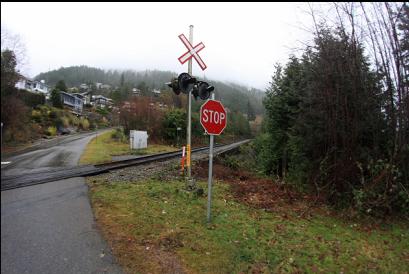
left=1, top=140, right=250, bottom=191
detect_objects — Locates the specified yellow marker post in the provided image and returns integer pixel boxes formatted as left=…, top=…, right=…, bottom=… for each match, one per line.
left=186, top=144, right=191, bottom=167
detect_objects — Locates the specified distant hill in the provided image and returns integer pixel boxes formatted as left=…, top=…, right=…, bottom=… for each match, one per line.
left=34, top=66, right=265, bottom=115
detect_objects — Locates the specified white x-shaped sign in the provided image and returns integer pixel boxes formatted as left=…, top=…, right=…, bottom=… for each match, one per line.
left=178, top=34, right=207, bottom=71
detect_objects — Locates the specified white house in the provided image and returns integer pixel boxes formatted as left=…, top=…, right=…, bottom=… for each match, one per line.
left=91, top=95, right=113, bottom=109
left=152, top=89, right=161, bottom=96
left=101, top=84, right=111, bottom=89
left=95, top=82, right=103, bottom=89
left=15, top=77, right=49, bottom=94
left=79, top=83, right=88, bottom=90
left=132, top=88, right=141, bottom=96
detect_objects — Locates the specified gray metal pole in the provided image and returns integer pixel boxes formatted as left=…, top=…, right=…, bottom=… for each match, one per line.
left=1, top=122, right=3, bottom=159
left=207, top=93, right=215, bottom=223
left=187, top=25, right=193, bottom=180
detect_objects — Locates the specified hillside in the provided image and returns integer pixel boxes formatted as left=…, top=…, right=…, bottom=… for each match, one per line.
left=34, top=66, right=265, bottom=115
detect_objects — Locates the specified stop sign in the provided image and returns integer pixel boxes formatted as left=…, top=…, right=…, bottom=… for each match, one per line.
left=200, top=99, right=227, bottom=135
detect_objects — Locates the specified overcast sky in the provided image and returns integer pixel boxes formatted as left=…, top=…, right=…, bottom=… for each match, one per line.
left=1, top=2, right=321, bottom=90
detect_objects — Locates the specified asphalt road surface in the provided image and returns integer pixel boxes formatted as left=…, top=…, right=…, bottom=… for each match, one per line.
left=1, top=131, right=122, bottom=274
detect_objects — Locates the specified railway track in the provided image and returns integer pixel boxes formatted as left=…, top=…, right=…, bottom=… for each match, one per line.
left=1, top=140, right=250, bottom=191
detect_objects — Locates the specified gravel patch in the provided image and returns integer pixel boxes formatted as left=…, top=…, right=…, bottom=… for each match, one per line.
left=86, top=140, right=250, bottom=184
left=87, top=149, right=212, bottom=183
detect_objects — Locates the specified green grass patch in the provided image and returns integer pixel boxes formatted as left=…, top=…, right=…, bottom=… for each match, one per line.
left=79, top=130, right=130, bottom=164
left=88, top=179, right=409, bottom=273
left=80, top=130, right=178, bottom=165
left=130, top=144, right=178, bottom=155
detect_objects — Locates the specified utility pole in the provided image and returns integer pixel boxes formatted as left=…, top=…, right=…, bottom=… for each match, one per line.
left=186, top=25, right=195, bottom=189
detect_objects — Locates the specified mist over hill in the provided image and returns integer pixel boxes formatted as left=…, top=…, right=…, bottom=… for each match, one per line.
left=34, top=65, right=265, bottom=115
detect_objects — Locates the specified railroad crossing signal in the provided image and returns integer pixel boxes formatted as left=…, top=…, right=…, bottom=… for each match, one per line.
left=193, top=81, right=214, bottom=100
left=167, top=73, right=196, bottom=95
left=200, top=99, right=227, bottom=135
left=178, top=34, right=207, bottom=71
left=167, top=73, right=214, bottom=101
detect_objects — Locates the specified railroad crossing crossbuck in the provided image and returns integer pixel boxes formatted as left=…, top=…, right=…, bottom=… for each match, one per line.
left=178, top=34, right=207, bottom=71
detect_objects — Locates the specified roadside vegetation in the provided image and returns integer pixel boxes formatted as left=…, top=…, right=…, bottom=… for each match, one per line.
left=87, top=144, right=409, bottom=273
left=255, top=3, right=409, bottom=219
left=1, top=47, right=113, bottom=150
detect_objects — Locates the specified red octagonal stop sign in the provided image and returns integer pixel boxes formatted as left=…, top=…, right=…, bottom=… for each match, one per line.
left=200, top=99, right=227, bottom=135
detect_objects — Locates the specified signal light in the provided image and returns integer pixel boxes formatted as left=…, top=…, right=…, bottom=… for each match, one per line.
left=178, top=73, right=196, bottom=94
left=167, top=73, right=214, bottom=100
left=197, top=81, right=214, bottom=100
left=167, top=78, right=180, bottom=95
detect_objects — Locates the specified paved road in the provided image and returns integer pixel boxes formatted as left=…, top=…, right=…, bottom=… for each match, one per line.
left=2, top=131, right=104, bottom=177
left=1, top=131, right=122, bottom=274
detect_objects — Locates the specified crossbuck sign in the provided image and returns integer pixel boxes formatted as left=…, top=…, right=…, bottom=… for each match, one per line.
left=178, top=34, right=207, bottom=71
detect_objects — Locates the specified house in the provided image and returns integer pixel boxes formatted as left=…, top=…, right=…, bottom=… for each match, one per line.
left=95, top=82, right=103, bottom=89
left=101, top=84, right=111, bottom=90
left=15, top=77, right=49, bottom=94
left=73, top=92, right=91, bottom=105
left=152, top=89, right=161, bottom=97
left=60, top=91, right=84, bottom=114
left=132, top=88, right=141, bottom=96
left=91, top=95, right=113, bottom=109
left=79, top=83, right=88, bottom=90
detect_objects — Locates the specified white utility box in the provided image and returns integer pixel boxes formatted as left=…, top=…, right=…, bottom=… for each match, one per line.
left=130, top=130, right=148, bottom=149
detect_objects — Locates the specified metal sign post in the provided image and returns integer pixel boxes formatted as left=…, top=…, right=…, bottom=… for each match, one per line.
left=200, top=95, right=227, bottom=223
left=186, top=25, right=193, bottom=186
left=207, top=93, right=215, bottom=222
left=1, top=122, right=3, bottom=160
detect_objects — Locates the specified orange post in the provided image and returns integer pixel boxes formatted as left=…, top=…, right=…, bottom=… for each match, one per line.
left=181, top=146, right=186, bottom=174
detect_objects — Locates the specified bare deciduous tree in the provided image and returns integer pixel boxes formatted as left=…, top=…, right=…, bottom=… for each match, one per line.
left=1, top=26, right=28, bottom=73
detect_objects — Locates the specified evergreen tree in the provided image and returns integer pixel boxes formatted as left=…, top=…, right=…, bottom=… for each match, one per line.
left=1, top=50, right=20, bottom=93
left=50, top=88, right=63, bottom=108
left=120, top=72, right=125, bottom=87
left=259, top=27, right=397, bottom=212
left=55, top=80, right=67, bottom=92
left=247, top=100, right=256, bottom=121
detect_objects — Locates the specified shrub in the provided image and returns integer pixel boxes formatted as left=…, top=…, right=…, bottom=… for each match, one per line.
left=100, top=116, right=109, bottom=127
left=222, top=155, right=240, bottom=170
left=70, top=116, right=80, bottom=127
left=79, top=118, right=90, bottom=130
left=16, top=89, right=45, bottom=107
left=111, top=128, right=127, bottom=143
left=96, top=107, right=109, bottom=115
left=31, top=123, right=43, bottom=139
left=61, top=116, right=70, bottom=128
left=46, top=126, right=57, bottom=136
left=31, top=109, right=42, bottom=123
left=162, top=108, right=186, bottom=143
left=352, top=159, right=409, bottom=216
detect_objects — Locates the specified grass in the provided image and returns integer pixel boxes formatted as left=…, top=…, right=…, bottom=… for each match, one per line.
left=79, top=130, right=130, bottom=164
left=79, top=130, right=178, bottom=165
left=88, top=179, right=409, bottom=274
left=130, top=144, right=178, bottom=156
